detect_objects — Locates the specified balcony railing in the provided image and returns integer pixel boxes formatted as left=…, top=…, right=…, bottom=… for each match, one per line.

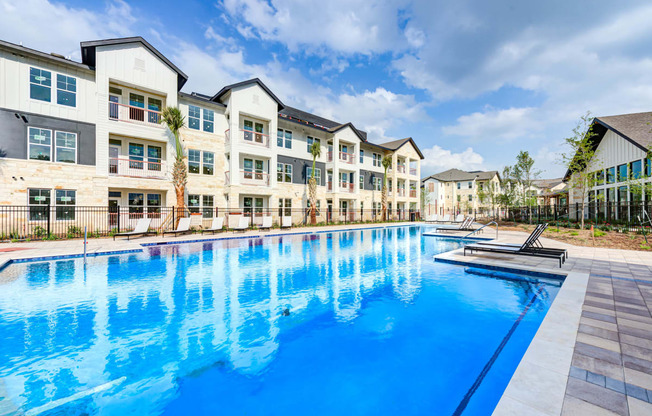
left=242, top=170, right=270, bottom=186
left=397, top=165, right=406, bottom=174
left=409, top=190, right=417, bottom=198
left=410, top=168, right=417, bottom=176
left=339, top=151, right=355, bottom=164
left=327, top=181, right=333, bottom=191
left=108, top=102, right=162, bottom=127
left=225, top=129, right=230, bottom=144
left=339, top=182, right=355, bottom=193
left=240, top=129, right=269, bottom=147
left=109, top=158, right=166, bottom=179
left=398, top=189, right=406, bottom=197
left=225, top=171, right=231, bottom=186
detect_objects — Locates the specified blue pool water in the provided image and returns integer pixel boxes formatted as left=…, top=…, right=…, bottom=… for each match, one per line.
left=0, top=226, right=561, bottom=415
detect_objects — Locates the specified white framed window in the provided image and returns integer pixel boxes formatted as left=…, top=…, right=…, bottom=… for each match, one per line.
left=360, top=149, right=364, bottom=164
left=28, top=127, right=52, bottom=161
left=203, top=109, right=214, bottom=133
left=359, top=174, right=364, bottom=190
left=278, top=128, right=292, bottom=149
left=30, top=67, right=51, bottom=102
left=373, top=177, right=382, bottom=191
left=188, top=105, right=201, bottom=130
left=372, top=153, right=382, bottom=167
left=278, top=163, right=292, bottom=183
left=55, top=131, right=77, bottom=164
left=55, top=189, right=76, bottom=221
left=28, top=188, right=51, bottom=220
left=203, top=151, right=214, bottom=175
left=188, top=194, right=201, bottom=213
left=278, top=198, right=292, bottom=216
left=56, top=74, right=76, bottom=107
left=306, top=167, right=321, bottom=184
left=307, top=136, right=320, bottom=152
left=188, top=149, right=201, bottom=173
left=203, top=195, right=214, bottom=218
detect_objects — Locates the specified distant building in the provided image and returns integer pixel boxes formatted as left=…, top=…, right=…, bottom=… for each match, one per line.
left=421, top=168, right=500, bottom=216
left=530, top=178, right=567, bottom=207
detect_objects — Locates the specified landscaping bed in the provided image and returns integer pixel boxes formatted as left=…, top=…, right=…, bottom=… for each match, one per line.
left=497, top=222, right=652, bottom=251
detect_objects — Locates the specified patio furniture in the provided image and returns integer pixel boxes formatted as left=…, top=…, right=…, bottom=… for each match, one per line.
left=425, top=214, right=438, bottom=223
left=202, top=217, right=224, bottom=234
left=163, top=217, right=192, bottom=237
left=233, top=217, right=250, bottom=232
left=475, top=224, right=567, bottom=260
left=463, top=224, right=567, bottom=267
left=453, top=214, right=465, bottom=223
left=438, top=214, right=451, bottom=223
left=113, top=218, right=155, bottom=241
left=430, top=217, right=476, bottom=233
left=259, top=216, right=273, bottom=231
left=281, top=216, right=292, bottom=229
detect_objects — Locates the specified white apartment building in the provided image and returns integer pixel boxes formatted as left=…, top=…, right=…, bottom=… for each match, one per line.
left=0, top=37, right=423, bottom=227
left=421, top=169, right=500, bottom=216
left=567, top=112, right=652, bottom=221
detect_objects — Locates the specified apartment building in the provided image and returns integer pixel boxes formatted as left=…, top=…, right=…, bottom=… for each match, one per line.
left=0, top=37, right=423, bottom=227
left=530, top=178, right=567, bottom=207
left=566, top=111, right=652, bottom=221
left=421, top=168, right=500, bottom=216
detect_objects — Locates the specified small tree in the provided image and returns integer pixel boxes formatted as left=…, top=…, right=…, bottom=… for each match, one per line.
left=478, top=180, right=500, bottom=220
left=513, top=150, right=541, bottom=223
left=381, top=155, right=392, bottom=221
left=561, top=112, right=599, bottom=229
left=161, top=107, right=187, bottom=220
left=308, top=141, right=321, bottom=225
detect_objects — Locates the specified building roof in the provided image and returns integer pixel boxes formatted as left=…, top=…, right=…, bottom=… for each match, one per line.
left=563, top=111, right=652, bottom=180
left=532, top=178, right=564, bottom=189
left=422, top=168, right=499, bottom=183
left=211, top=78, right=285, bottom=110
left=80, top=37, right=188, bottom=90
left=0, top=39, right=93, bottom=71
left=178, top=91, right=226, bottom=107
left=375, top=137, right=425, bottom=160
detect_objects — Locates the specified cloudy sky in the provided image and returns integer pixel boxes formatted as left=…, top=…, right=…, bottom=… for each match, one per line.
left=2, top=0, right=652, bottom=177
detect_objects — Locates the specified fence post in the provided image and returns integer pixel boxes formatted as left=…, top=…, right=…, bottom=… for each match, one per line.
left=46, top=204, right=51, bottom=237
left=117, top=205, right=121, bottom=233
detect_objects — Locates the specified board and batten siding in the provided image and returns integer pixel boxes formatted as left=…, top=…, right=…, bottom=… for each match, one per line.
left=587, top=130, right=648, bottom=171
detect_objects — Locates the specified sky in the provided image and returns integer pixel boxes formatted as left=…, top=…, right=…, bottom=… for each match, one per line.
left=2, top=0, right=652, bottom=178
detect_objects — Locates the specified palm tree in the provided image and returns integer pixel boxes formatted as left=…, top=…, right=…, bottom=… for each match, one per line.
left=160, top=107, right=187, bottom=220
left=381, top=155, right=392, bottom=221
left=308, top=141, right=321, bottom=225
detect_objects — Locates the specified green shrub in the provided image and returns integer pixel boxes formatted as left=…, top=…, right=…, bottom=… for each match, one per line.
left=569, top=231, right=579, bottom=236
left=593, top=230, right=606, bottom=237
left=33, top=226, right=47, bottom=238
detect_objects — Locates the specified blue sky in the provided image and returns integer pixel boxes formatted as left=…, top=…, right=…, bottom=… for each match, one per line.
left=2, top=0, right=652, bottom=177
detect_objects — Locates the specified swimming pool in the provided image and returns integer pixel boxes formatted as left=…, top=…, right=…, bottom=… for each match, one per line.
left=0, top=225, right=561, bottom=415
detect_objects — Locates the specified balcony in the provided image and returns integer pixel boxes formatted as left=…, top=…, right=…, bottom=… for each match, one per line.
left=327, top=151, right=356, bottom=164
left=339, top=182, right=355, bottom=193
left=109, top=101, right=162, bottom=127
left=410, top=168, right=417, bottom=176
left=397, top=165, right=406, bottom=174
left=328, top=181, right=333, bottom=191
left=398, top=189, right=406, bottom=197
left=225, top=129, right=270, bottom=148
left=225, top=170, right=270, bottom=186
left=410, top=190, right=417, bottom=198
left=109, top=158, right=166, bottom=179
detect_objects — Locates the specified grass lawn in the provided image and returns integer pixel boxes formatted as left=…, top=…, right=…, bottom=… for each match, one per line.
left=497, top=222, right=652, bottom=251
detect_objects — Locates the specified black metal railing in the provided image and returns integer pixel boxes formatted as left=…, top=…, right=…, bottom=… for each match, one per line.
left=0, top=206, right=422, bottom=241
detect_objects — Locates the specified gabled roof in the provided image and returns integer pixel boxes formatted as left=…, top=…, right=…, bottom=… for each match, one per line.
left=422, top=168, right=499, bottom=182
left=211, top=78, right=285, bottom=110
left=178, top=91, right=226, bottom=107
left=375, top=137, right=424, bottom=159
left=0, top=39, right=92, bottom=71
left=532, top=178, right=564, bottom=189
left=563, top=111, right=652, bottom=180
left=80, top=37, right=188, bottom=90
left=328, top=122, right=368, bottom=142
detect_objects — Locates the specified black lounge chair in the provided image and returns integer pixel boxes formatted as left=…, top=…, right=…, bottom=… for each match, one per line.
left=113, top=218, right=156, bottom=240
left=464, top=223, right=567, bottom=267
left=431, top=217, right=477, bottom=233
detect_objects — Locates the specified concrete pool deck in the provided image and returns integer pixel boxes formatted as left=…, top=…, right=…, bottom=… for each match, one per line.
left=1, top=223, right=651, bottom=415
left=430, top=229, right=652, bottom=416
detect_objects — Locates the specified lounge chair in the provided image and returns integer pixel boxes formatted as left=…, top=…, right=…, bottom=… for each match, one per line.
left=464, top=223, right=567, bottom=267
left=233, top=217, right=250, bottom=233
left=453, top=214, right=465, bottom=223
left=202, top=217, right=224, bottom=234
left=259, top=216, right=273, bottom=231
left=438, top=214, right=451, bottom=223
left=113, top=218, right=155, bottom=240
left=476, top=224, right=567, bottom=260
left=425, top=214, right=438, bottom=223
left=163, top=217, right=192, bottom=237
left=431, top=217, right=476, bottom=233
left=281, top=216, right=292, bottom=229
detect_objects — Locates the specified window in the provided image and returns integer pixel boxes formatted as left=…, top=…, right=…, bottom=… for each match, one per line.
left=360, top=174, right=365, bottom=190
left=306, top=167, right=322, bottom=184
left=457, top=182, right=461, bottom=190
left=277, top=128, right=292, bottom=149
left=203, top=195, right=214, bottom=218
left=128, top=193, right=144, bottom=216
left=617, top=164, right=627, bottom=182
left=203, top=109, right=214, bottom=133
left=359, top=149, right=364, bottom=164
left=372, top=153, right=382, bottom=167
left=203, top=151, right=214, bottom=175
left=147, top=194, right=161, bottom=215
left=28, top=189, right=51, bottom=221
left=468, top=182, right=472, bottom=189
left=188, top=105, right=201, bottom=130
left=30, top=67, right=51, bottom=102
left=630, top=160, right=642, bottom=179
left=244, top=120, right=265, bottom=143
left=55, top=190, right=76, bottom=220
left=278, top=198, right=292, bottom=217
left=188, top=149, right=201, bottom=174
left=595, top=170, right=605, bottom=185
left=129, top=143, right=144, bottom=169
left=277, top=163, right=292, bottom=183
left=148, top=98, right=162, bottom=123
left=55, top=132, right=76, bottom=163
left=28, top=128, right=52, bottom=161
left=646, top=158, right=652, bottom=177
left=147, top=146, right=162, bottom=171
left=373, top=177, right=382, bottom=191
left=606, top=167, right=615, bottom=184
left=188, top=194, right=201, bottom=213
left=307, top=136, right=320, bottom=153
left=478, top=183, right=483, bottom=191
left=56, top=74, right=76, bottom=107
left=468, top=195, right=472, bottom=202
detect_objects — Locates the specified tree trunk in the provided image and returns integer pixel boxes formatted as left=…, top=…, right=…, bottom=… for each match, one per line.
left=382, top=185, right=388, bottom=221
left=308, top=177, right=317, bottom=225
left=172, top=157, right=188, bottom=228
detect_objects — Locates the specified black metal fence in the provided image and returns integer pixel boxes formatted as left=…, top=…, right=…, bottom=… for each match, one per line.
left=0, top=206, right=421, bottom=241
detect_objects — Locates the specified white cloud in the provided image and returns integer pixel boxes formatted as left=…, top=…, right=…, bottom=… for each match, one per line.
left=0, top=0, right=135, bottom=60
left=442, top=107, right=540, bottom=143
left=420, top=145, right=485, bottom=174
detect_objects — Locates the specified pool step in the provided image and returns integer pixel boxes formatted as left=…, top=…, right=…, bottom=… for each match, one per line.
left=0, top=379, right=20, bottom=416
